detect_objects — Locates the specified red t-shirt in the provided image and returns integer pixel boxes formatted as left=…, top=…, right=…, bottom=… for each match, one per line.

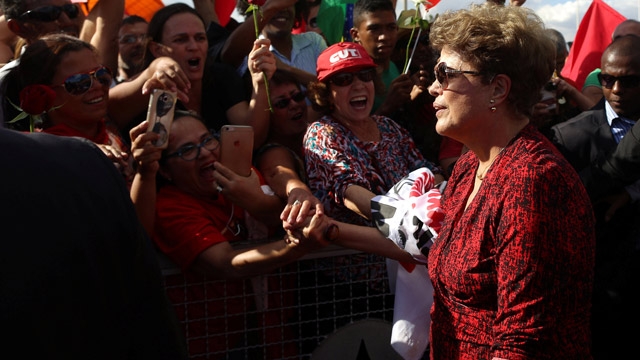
left=153, top=184, right=244, bottom=271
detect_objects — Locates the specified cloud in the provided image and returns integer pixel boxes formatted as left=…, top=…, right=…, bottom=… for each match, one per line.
left=416, top=0, right=638, bottom=42
left=168, top=0, right=638, bottom=43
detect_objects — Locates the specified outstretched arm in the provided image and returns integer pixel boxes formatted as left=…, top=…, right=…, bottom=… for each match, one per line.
left=79, top=0, right=124, bottom=76
left=225, top=38, right=275, bottom=147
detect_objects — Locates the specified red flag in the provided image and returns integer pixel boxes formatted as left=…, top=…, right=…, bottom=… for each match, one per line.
left=561, top=0, right=625, bottom=89
left=214, top=0, right=236, bottom=27
left=426, top=0, right=441, bottom=9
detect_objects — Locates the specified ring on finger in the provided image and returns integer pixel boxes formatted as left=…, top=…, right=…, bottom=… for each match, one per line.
left=216, top=185, right=223, bottom=193
left=293, top=200, right=301, bottom=206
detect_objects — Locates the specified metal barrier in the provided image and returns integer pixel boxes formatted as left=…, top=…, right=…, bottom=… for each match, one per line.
left=160, top=245, right=395, bottom=359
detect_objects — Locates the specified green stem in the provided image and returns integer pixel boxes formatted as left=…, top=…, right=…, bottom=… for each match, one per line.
left=403, top=25, right=417, bottom=74
left=253, top=8, right=273, bottom=113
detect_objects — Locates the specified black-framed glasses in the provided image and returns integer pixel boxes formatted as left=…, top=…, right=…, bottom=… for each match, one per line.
left=272, top=91, right=306, bottom=109
left=434, top=62, right=482, bottom=89
left=55, top=66, right=113, bottom=96
left=119, top=34, right=147, bottom=45
left=19, top=4, right=79, bottom=22
left=329, top=68, right=376, bottom=86
left=165, top=133, right=220, bottom=161
left=598, top=73, right=640, bottom=89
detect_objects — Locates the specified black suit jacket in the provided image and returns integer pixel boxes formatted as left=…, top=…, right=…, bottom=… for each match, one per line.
left=550, top=99, right=617, bottom=173
left=0, top=130, right=187, bottom=359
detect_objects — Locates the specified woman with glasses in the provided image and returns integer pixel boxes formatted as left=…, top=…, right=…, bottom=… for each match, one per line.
left=0, top=0, right=123, bottom=127
left=301, top=43, right=442, bottom=345
left=305, top=41, right=442, bottom=227
left=4, top=34, right=136, bottom=186
left=294, top=4, right=596, bottom=359
left=422, top=5, right=594, bottom=359
left=142, top=109, right=325, bottom=358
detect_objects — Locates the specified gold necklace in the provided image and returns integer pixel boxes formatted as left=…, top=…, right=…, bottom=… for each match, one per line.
left=476, top=146, right=506, bottom=181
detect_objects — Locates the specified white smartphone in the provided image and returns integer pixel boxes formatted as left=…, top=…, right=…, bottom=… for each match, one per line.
left=220, top=125, right=254, bottom=177
left=145, top=89, right=177, bottom=149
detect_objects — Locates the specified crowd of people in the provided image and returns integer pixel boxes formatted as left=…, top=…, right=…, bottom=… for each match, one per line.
left=1, top=0, right=639, bottom=359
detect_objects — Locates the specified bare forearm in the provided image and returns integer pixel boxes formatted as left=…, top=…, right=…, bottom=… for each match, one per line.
left=81, top=0, right=123, bottom=75
left=108, top=72, right=151, bottom=130
left=195, top=236, right=321, bottom=279
left=343, top=185, right=376, bottom=220
left=332, top=221, right=415, bottom=263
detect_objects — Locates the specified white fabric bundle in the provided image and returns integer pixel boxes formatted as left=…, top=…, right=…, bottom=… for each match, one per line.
left=371, top=168, right=445, bottom=360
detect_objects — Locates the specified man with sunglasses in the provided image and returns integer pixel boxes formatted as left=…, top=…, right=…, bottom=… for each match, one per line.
left=0, top=0, right=123, bottom=127
left=551, top=35, right=640, bottom=359
left=581, top=19, right=640, bottom=106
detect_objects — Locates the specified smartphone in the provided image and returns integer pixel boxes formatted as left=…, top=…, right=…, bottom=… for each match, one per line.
left=145, top=89, right=177, bottom=149
left=220, top=125, right=254, bottom=177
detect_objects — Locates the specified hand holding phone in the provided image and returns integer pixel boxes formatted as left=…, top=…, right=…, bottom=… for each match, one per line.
left=145, top=89, right=177, bottom=149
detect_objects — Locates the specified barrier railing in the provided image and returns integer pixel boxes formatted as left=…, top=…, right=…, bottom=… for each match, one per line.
left=159, top=244, right=395, bottom=359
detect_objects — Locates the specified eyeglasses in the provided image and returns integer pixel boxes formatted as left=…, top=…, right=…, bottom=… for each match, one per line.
left=434, top=62, right=482, bottom=89
left=55, top=66, right=113, bottom=96
left=19, top=4, right=79, bottom=22
left=329, top=68, right=376, bottom=86
left=119, top=34, right=147, bottom=45
left=272, top=91, right=306, bottom=109
left=165, top=134, right=220, bottom=161
left=598, top=73, right=640, bottom=89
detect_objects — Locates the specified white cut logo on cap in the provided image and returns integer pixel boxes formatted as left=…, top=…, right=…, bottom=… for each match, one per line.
left=329, top=48, right=363, bottom=64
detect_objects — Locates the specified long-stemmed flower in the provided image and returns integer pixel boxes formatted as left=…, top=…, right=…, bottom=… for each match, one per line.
left=402, top=0, right=432, bottom=74
left=246, top=0, right=273, bottom=113
left=7, top=84, right=62, bottom=132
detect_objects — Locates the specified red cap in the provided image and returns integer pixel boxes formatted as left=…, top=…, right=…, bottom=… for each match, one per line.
left=316, top=42, right=377, bottom=82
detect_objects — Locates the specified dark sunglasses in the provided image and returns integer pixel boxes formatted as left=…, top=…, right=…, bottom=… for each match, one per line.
left=434, top=62, right=482, bottom=89
left=165, top=133, right=220, bottom=161
left=119, top=34, right=147, bottom=45
left=56, top=66, right=113, bottom=96
left=272, top=91, right=306, bottom=109
left=598, top=73, right=640, bottom=89
left=19, top=4, right=79, bottom=22
left=329, top=68, right=376, bottom=87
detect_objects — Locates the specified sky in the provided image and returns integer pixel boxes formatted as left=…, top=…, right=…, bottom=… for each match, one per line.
left=163, top=0, right=639, bottom=43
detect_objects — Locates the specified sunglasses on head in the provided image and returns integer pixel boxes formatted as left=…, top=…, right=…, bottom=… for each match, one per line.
left=272, top=91, right=306, bottom=109
left=19, top=4, right=79, bottom=22
left=598, top=73, right=640, bottom=89
left=56, top=66, right=113, bottom=96
left=434, top=62, right=482, bottom=89
left=329, top=68, right=376, bottom=87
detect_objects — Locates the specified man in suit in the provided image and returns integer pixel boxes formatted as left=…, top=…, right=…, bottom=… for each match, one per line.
left=0, top=129, right=187, bottom=359
left=551, top=35, right=640, bottom=359
left=583, top=119, right=640, bottom=194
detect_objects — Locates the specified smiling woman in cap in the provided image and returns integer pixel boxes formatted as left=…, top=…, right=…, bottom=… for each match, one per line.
left=303, top=41, right=443, bottom=226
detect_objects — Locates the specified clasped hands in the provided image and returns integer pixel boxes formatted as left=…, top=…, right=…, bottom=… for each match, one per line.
left=282, top=189, right=337, bottom=249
